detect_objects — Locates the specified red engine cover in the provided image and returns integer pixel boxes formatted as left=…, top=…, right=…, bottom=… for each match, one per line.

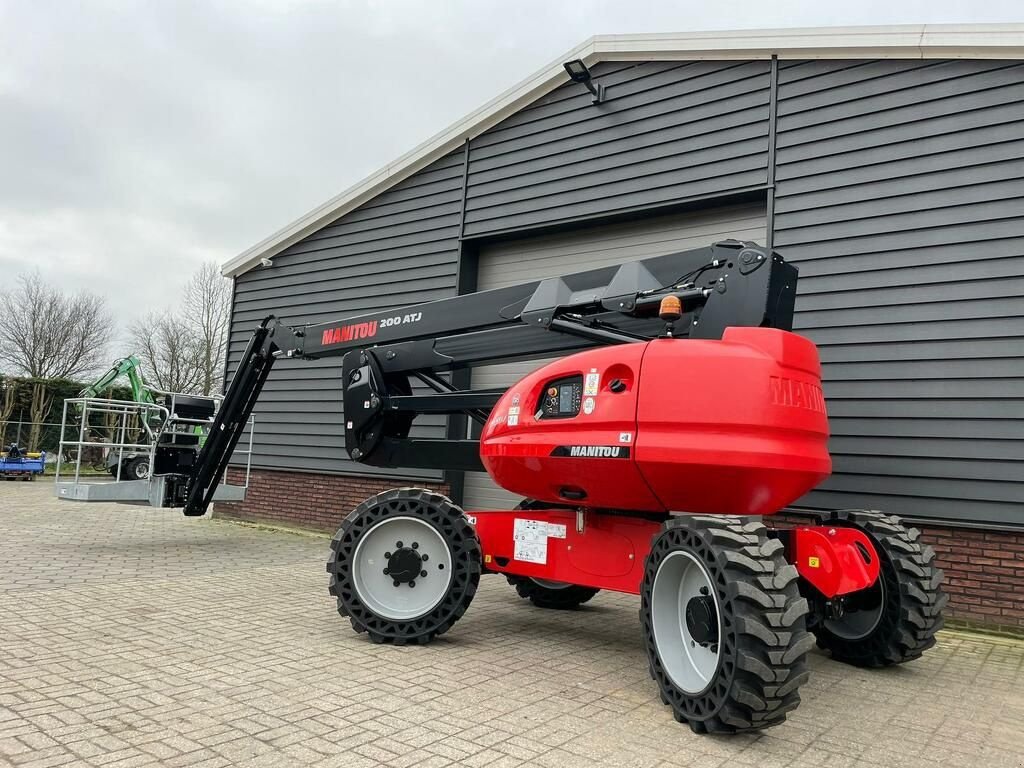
left=479, top=327, right=831, bottom=515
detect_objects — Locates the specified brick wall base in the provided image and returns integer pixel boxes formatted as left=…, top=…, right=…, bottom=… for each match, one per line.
left=218, top=468, right=1023, bottom=632
left=217, top=467, right=448, bottom=532
left=768, top=513, right=1024, bottom=632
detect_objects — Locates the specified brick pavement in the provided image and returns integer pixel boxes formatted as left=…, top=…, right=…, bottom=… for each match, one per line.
left=1, top=481, right=1022, bottom=768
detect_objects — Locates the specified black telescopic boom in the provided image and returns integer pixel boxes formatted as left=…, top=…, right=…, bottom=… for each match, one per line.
left=181, top=317, right=283, bottom=516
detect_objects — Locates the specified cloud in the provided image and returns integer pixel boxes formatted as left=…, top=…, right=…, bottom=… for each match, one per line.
left=1, top=0, right=1018, bottom=343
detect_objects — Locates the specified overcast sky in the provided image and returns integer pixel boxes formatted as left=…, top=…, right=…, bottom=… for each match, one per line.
left=1, top=0, right=1019, bottom=347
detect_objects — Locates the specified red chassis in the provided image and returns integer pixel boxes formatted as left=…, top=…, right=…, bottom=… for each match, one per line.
left=471, top=507, right=879, bottom=599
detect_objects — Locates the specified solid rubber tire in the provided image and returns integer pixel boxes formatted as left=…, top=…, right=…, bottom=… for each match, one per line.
left=641, top=515, right=813, bottom=734
left=505, top=575, right=599, bottom=609
left=811, top=509, right=947, bottom=667
left=327, top=487, right=481, bottom=645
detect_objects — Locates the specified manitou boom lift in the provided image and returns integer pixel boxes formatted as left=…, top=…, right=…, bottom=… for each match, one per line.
left=111, top=241, right=948, bottom=733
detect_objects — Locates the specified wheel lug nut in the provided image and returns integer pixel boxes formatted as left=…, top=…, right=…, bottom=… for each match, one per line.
left=420, top=570, right=427, bottom=577
left=411, top=542, right=419, bottom=549
left=385, top=552, right=392, bottom=559
left=409, top=581, right=416, bottom=588
left=396, top=541, right=403, bottom=548
left=383, top=568, right=390, bottom=575
left=421, top=554, right=429, bottom=562
left=393, top=580, right=401, bottom=587
left=699, top=586, right=709, bottom=596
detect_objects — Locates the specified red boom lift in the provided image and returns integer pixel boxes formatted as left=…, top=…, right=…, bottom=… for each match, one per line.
left=173, top=241, right=946, bottom=733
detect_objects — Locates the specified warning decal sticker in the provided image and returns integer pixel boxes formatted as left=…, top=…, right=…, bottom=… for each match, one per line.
left=512, top=519, right=567, bottom=564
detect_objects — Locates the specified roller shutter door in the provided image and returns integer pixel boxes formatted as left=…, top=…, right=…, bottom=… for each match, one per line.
left=462, top=203, right=767, bottom=511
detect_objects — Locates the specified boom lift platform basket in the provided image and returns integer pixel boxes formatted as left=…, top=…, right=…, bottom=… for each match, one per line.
left=56, top=240, right=946, bottom=733
left=55, top=395, right=252, bottom=505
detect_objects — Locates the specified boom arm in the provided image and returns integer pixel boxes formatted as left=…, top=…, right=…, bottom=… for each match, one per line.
left=179, top=241, right=798, bottom=516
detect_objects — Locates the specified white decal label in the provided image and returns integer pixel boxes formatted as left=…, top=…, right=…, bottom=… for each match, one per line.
left=511, top=393, right=520, bottom=406
left=582, top=397, right=595, bottom=415
left=584, top=371, right=600, bottom=396
left=507, top=412, right=519, bottom=426
left=465, top=515, right=477, bottom=525
left=619, top=432, right=633, bottom=443
left=513, top=519, right=568, bottom=564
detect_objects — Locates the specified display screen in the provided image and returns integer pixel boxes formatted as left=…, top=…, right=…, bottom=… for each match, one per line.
left=559, top=387, right=573, bottom=413
left=539, top=375, right=583, bottom=419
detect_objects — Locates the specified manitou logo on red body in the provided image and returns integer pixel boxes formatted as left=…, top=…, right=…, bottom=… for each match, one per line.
left=769, top=376, right=826, bottom=414
left=321, top=321, right=378, bottom=346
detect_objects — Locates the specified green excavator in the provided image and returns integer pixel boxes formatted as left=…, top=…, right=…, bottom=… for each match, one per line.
left=78, top=356, right=214, bottom=480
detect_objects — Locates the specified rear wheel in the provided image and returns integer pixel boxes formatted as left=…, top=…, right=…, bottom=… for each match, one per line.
left=125, top=457, right=150, bottom=480
left=506, top=575, right=599, bottom=609
left=641, top=515, right=813, bottom=733
left=327, top=488, right=481, bottom=645
left=505, top=498, right=600, bottom=609
left=810, top=510, right=947, bottom=667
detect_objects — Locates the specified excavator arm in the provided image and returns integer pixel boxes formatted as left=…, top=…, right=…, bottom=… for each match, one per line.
left=178, top=241, right=798, bottom=516
left=79, top=355, right=155, bottom=404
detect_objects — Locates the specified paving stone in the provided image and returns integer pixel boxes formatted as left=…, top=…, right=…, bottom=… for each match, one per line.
left=1, top=482, right=1022, bottom=768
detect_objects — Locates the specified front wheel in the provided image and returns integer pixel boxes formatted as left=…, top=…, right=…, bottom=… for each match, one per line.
left=641, top=515, right=813, bottom=734
left=327, top=488, right=481, bottom=645
left=810, top=510, right=947, bottom=667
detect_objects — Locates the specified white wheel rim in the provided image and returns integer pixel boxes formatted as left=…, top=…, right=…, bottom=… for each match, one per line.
left=351, top=516, right=453, bottom=621
left=651, top=551, right=722, bottom=694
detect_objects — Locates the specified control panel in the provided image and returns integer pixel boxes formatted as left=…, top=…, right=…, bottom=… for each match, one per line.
left=537, top=375, right=583, bottom=419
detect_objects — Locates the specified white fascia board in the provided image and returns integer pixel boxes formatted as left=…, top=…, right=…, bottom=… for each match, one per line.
left=222, top=23, right=1024, bottom=278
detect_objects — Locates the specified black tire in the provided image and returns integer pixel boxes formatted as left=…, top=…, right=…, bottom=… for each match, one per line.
left=505, top=575, right=599, bottom=609
left=327, top=488, right=481, bottom=645
left=641, top=515, right=813, bottom=734
left=505, top=498, right=600, bottom=610
left=125, top=457, right=150, bottom=480
left=811, top=510, right=947, bottom=667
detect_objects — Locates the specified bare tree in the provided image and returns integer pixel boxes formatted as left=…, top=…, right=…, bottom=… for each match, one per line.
left=183, top=261, right=232, bottom=395
left=0, top=272, right=112, bottom=379
left=127, top=312, right=205, bottom=394
left=0, top=272, right=113, bottom=449
left=120, top=261, right=231, bottom=398
left=0, top=377, right=19, bottom=445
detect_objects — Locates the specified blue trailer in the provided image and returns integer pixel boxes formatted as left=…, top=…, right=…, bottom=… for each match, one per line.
left=0, top=447, right=46, bottom=480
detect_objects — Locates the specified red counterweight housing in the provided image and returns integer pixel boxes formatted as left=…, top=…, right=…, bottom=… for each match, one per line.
left=479, top=327, right=832, bottom=515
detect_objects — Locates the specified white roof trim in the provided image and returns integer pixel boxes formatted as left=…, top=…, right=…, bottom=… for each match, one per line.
left=223, top=23, right=1024, bottom=277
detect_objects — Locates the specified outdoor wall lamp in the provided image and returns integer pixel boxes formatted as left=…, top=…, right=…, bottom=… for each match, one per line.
left=563, top=59, right=605, bottom=104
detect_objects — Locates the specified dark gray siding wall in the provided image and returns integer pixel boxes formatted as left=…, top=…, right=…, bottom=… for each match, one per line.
left=774, top=59, right=1024, bottom=525
left=463, top=60, right=771, bottom=238
left=226, top=148, right=464, bottom=476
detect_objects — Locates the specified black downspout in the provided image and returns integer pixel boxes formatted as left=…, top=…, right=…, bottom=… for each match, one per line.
left=445, top=138, right=474, bottom=508
left=766, top=55, right=780, bottom=249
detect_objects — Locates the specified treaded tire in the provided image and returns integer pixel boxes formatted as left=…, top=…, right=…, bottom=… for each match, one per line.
left=812, top=509, right=947, bottom=667
left=327, top=487, right=481, bottom=645
left=641, top=515, right=813, bottom=734
left=505, top=576, right=599, bottom=609
left=126, top=457, right=150, bottom=480
left=505, top=498, right=600, bottom=609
